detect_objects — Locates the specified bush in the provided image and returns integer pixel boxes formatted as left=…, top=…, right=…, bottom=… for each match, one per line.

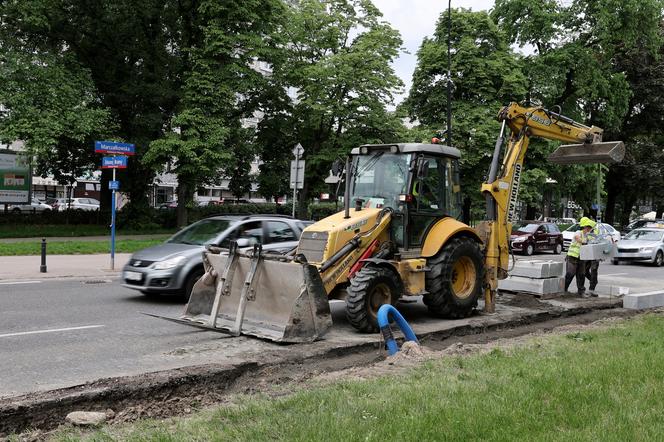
left=309, top=203, right=340, bottom=220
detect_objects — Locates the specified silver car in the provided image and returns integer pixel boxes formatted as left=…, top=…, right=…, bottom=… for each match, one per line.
left=613, top=228, right=664, bottom=266
left=122, top=215, right=308, bottom=299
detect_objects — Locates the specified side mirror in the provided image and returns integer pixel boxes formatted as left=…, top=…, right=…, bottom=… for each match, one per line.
left=331, top=159, right=344, bottom=176
left=236, top=238, right=251, bottom=248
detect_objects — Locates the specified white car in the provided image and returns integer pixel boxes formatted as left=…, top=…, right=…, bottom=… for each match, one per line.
left=57, top=197, right=100, bottom=211
left=7, top=198, right=52, bottom=214
left=562, top=222, right=620, bottom=250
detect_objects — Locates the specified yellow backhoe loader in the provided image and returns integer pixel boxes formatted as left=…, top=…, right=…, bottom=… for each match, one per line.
left=157, top=102, right=624, bottom=343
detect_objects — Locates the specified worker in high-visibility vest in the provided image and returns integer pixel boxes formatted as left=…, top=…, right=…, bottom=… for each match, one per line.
left=564, top=217, right=596, bottom=296
left=584, top=221, right=604, bottom=297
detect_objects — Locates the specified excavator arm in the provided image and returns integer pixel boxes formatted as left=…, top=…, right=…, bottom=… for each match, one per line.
left=478, top=102, right=624, bottom=312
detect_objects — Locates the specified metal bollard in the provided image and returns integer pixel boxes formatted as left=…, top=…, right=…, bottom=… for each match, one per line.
left=40, top=238, right=47, bottom=273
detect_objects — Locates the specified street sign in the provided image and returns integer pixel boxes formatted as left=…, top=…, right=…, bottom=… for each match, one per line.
left=101, top=156, right=128, bottom=169
left=292, top=143, right=304, bottom=158
left=109, top=180, right=120, bottom=190
left=290, top=160, right=305, bottom=189
left=95, top=140, right=135, bottom=156
left=0, top=150, right=31, bottom=204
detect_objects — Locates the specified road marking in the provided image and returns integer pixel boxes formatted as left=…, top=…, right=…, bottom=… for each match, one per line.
left=0, top=325, right=105, bottom=339
left=602, top=273, right=629, bottom=277
left=0, top=280, right=42, bottom=285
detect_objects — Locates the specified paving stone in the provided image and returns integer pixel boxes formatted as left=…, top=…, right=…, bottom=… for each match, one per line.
left=499, top=275, right=564, bottom=294
left=65, top=411, right=108, bottom=426
left=623, top=290, right=664, bottom=309
left=510, top=260, right=564, bottom=278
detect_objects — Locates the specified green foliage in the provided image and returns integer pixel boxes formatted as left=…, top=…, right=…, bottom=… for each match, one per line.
left=0, top=239, right=163, bottom=256
left=256, top=0, right=404, bottom=210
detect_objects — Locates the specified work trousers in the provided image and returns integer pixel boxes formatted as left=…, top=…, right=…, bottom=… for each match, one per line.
left=585, top=260, right=599, bottom=291
left=564, top=256, right=586, bottom=294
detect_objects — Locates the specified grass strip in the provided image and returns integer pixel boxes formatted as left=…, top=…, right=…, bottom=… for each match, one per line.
left=0, top=239, right=163, bottom=255
left=50, top=314, right=664, bottom=441
left=0, top=225, right=175, bottom=239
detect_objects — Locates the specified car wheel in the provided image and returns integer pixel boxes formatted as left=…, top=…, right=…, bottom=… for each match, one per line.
left=183, top=267, right=205, bottom=302
left=11, top=208, right=20, bottom=214
left=525, top=243, right=534, bottom=256
left=612, top=259, right=619, bottom=265
left=654, top=251, right=663, bottom=267
left=553, top=243, right=562, bottom=254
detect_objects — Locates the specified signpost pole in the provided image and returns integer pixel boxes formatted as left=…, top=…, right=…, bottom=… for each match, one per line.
left=111, top=168, right=116, bottom=270
left=292, top=151, right=299, bottom=218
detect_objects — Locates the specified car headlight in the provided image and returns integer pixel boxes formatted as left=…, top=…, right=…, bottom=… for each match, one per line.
left=152, top=255, right=187, bottom=270
left=640, top=247, right=654, bottom=252
left=512, top=237, right=526, bottom=243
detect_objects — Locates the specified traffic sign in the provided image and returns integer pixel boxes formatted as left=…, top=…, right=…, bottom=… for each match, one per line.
left=101, top=156, right=128, bottom=169
left=109, top=180, right=120, bottom=190
left=292, top=143, right=304, bottom=158
left=95, top=140, right=135, bottom=156
left=290, top=160, right=305, bottom=189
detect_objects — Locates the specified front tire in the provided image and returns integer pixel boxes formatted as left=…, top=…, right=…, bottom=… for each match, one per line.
left=183, top=268, right=204, bottom=301
left=554, top=243, right=562, bottom=254
left=424, top=237, right=483, bottom=319
left=654, top=251, right=663, bottom=267
left=346, top=266, right=401, bottom=333
left=525, top=243, right=534, bottom=256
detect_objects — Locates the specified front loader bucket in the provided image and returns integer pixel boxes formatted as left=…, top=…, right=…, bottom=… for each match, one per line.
left=548, top=141, right=625, bottom=164
left=173, top=247, right=332, bottom=343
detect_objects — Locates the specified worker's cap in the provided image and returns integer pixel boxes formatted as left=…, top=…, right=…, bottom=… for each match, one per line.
left=580, top=217, right=596, bottom=228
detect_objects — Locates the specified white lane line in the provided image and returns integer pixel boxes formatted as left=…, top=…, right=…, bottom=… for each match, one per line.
left=0, top=280, right=42, bottom=285
left=602, top=273, right=630, bottom=277
left=0, top=325, right=105, bottom=339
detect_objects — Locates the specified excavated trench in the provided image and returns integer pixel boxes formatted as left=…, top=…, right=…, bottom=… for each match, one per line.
left=0, top=299, right=637, bottom=439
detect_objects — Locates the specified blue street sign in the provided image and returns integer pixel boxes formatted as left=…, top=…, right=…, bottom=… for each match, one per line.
left=101, top=156, right=128, bottom=169
left=109, top=180, right=120, bottom=190
left=95, top=140, right=135, bottom=156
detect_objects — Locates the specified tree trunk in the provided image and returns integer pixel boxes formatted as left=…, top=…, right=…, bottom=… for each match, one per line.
left=176, top=180, right=194, bottom=227
left=604, top=185, right=616, bottom=225
left=526, top=205, right=537, bottom=220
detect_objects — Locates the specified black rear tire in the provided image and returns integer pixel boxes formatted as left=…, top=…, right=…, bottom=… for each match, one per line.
left=346, top=266, right=401, bottom=333
left=183, top=268, right=204, bottom=302
left=424, top=237, right=483, bottom=318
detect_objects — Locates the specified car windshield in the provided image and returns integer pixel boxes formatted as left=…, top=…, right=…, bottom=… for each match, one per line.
left=565, top=223, right=581, bottom=232
left=513, top=223, right=540, bottom=233
left=168, top=219, right=232, bottom=245
left=624, top=229, right=664, bottom=241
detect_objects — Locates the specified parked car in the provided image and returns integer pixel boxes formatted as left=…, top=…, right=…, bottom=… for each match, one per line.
left=158, top=200, right=178, bottom=210
left=7, top=198, right=52, bottom=214
left=510, top=221, right=564, bottom=255
left=562, top=222, right=621, bottom=250
left=623, top=218, right=664, bottom=235
left=613, top=228, right=664, bottom=266
left=56, top=197, right=100, bottom=211
left=122, top=215, right=309, bottom=299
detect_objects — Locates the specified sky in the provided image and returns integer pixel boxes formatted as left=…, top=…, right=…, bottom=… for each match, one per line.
left=372, top=0, right=495, bottom=104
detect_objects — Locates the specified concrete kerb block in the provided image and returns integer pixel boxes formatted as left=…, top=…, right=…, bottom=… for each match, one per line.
left=510, top=260, right=564, bottom=279
left=499, top=275, right=564, bottom=295
left=623, top=290, right=664, bottom=310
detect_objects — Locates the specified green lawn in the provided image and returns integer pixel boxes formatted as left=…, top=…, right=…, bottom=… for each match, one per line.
left=0, top=239, right=163, bottom=255
left=49, top=314, right=664, bottom=441
left=0, top=224, right=175, bottom=239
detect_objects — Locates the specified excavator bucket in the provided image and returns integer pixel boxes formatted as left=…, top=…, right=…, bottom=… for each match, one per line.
left=149, top=243, right=332, bottom=343
left=548, top=141, right=625, bottom=164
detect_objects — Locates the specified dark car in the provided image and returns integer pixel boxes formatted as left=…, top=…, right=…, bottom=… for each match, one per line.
left=510, top=221, right=563, bottom=255
left=122, top=214, right=310, bottom=299
left=158, top=200, right=178, bottom=210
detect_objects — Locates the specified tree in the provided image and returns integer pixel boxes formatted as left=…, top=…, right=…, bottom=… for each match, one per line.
left=144, top=0, right=284, bottom=226
left=255, top=0, right=404, bottom=216
left=0, top=50, right=113, bottom=194
left=493, top=0, right=664, bottom=225
left=0, top=0, right=193, bottom=220
left=404, top=8, right=528, bottom=214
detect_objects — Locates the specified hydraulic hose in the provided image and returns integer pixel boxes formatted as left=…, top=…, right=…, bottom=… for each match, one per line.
left=377, top=304, right=418, bottom=356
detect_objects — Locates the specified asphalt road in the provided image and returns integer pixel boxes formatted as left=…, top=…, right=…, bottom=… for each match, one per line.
left=1, top=256, right=663, bottom=399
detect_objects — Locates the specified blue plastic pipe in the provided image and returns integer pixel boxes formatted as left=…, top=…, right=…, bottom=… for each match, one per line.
left=377, top=304, right=418, bottom=356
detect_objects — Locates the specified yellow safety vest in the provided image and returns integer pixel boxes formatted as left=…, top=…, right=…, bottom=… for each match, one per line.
left=567, top=230, right=587, bottom=258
